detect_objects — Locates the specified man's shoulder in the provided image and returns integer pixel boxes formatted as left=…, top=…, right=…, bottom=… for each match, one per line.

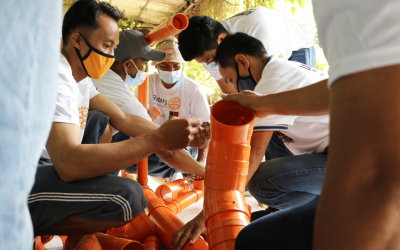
left=58, top=54, right=77, bottom=90
left=266, top=57, right=328, bottom=83
left=182, top=74, right=199, bottom=86
left=149, top=73, right=159, bottom=84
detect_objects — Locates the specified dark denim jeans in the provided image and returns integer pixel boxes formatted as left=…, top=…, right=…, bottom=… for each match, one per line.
left=251, top=132, right=326, bottom=209
left=236, top=197, right=319, bottom=250
left=237, top=132, right=325, bottom=250
left=289, top=46, right=317, bottom=68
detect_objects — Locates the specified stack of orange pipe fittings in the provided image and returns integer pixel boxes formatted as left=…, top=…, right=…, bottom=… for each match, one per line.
left=203, top=100, right=255, bottom=250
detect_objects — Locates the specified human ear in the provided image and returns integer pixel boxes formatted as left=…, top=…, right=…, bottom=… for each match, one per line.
left=70, top=32, right=83, bottom=49
left=235, top=54, right=250, bottom=76
left=122, top=59, right=131, bottom=72
left=235, top=54, right=249, bottom=69
left=217, top=33, right=226, bottom=44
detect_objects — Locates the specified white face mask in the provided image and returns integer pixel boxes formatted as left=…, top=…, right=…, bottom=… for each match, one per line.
left=158, top=69, right=182, bottom=84
left=125, top=60, right=148, bottom=87
left=208, top=61, right=219, bottom=70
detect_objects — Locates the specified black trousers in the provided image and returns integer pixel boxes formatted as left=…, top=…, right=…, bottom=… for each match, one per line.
left=29, top=111, right=147, bottom=233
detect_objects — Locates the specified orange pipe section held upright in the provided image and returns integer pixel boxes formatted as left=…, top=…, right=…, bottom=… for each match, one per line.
left=144, top=13, right=189, bottom=46
left=203, top=100, right=255, bottom=250
left=137, top=76, right=149, bottom=187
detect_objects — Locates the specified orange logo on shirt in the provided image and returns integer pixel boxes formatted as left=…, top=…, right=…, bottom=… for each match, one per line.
left=79, top=106, right=89, bottom=130
left=168, top=96, right=181, bottom=111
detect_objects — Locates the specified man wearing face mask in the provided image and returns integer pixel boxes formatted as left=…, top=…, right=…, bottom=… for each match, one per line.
left=148, top=36, right=210, bottom=174
left=92, top=30, right=165, bottom=124
left=93, top=32, right=210, bottom=181
left=29, top=1, right=209, bottom=237
left=171, top=33, right=329, bottom=250
left=178, top=8, right=315, bottom=95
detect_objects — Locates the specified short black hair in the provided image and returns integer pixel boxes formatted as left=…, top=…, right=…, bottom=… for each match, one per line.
left=62, top=0, right=122, bottom=45
left=178, top=16, right=227, bottom=61
left=214, top=32, right=267, bottom=68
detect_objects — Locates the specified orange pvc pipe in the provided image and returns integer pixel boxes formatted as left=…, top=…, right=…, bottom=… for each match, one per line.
left=94, top=232, right=144, bottom=250
left=107, top=211, right=156, bottom=242
left=75, top=234, right=102, bottom=250
left=144, top=13, right=189, bottom=46
left=137, top=75, right=149, bottom=187
left=59, top=235, right=68, bottom=249
left=155, top=178, right=190, bottom=203
left=143, top=187, right=209, bottom=250
left=193, top=177, right=205, bottom=190
left=203, top=100, right=255, bottom=250
left=137, top=76, right=149, bottom=111
left=167, top=189, right=203, bottom=214
left=34, top=236, right=48, bottom=250
left=143, top=236, right=161, bottom=250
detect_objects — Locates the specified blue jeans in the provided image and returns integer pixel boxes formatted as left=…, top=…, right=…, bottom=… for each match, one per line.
left=236, top=197, right=318, bottom=250
left=248, top=132, right=327, bottom=209
left=289, top=46, right=317, bottom=68
left=0, top=1, right=61, bottom=249
left=112, top=132, right=199, bottom=178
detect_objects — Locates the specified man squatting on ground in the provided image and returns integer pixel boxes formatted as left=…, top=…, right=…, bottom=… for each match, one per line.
left=178, top=8, right=323, bottom=211
left=28, top=0, right=209, bottom=237
left=222, top=0, right=400, bottom=249
left=92, top=33, right=210, bottom=180
left=149, top=36, right=210, bottom=169
left=178, top=7, right=316, bottom=94
left=172, top=33, right=330, bottom=250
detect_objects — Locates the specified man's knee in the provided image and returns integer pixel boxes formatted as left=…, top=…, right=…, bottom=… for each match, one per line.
left=247, top=172, right=281, bottom=207
left=82, top=110, right=110, bottom=144
left=115, top=178, right=148, bottom=219
left=87, top=110, right=109, bottom=125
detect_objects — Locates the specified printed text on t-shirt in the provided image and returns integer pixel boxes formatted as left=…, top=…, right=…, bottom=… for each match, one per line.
left=153, top=95, right=167, bottom=105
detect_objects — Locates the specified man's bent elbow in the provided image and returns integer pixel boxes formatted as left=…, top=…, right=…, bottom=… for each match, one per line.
left=53, top=163, right=80, bottom=183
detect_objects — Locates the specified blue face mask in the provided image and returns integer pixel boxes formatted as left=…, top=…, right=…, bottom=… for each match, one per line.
left=125, top=60, right=148, bottom=87
left=208, top=61, right=219, bottom=70
left=158, top=69, right=182, bottom=84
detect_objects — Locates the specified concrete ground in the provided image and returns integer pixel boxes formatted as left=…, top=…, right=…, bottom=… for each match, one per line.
left=43, top=176, right=265, bottom=250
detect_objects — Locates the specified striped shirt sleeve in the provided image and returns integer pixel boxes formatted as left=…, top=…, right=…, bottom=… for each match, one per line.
left=253, top=114, right=296, bottom=132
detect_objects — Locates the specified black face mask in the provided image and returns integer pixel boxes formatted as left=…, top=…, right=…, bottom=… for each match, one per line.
left=235, top=56, right=273, bottom=92
left=235, top=62, right=257, bottom=92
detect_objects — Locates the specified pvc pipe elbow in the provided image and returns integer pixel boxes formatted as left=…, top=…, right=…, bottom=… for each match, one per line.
left=144, top=14, right=189, bottom=46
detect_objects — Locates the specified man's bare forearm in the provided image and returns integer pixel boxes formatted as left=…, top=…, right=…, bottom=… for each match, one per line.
left=48, top=127, right=163, bottom=182
left=261, top=79, right=329, bottom=116
left=160, top=150, right=205, bottom=177
left=196, top=142, right=209, bottom=165
left=110, top=113, right=205, bottom=177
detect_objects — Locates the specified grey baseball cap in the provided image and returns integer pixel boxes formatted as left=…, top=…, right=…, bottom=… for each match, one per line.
left=114, top=30, right=167, bottom=62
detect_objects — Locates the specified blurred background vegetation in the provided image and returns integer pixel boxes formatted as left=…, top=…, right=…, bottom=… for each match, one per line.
left=63, top=0, right=329, bottom=105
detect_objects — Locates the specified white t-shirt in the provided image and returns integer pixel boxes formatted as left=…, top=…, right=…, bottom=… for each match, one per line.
left=205, top=7, right=314, bottom=81
left=92, top=69, right=151, bottom=134
left=42, top=54, right=101, bottom=159
left=313, top=0, right=400, bottom=86
left=54, top=54, right=100, bottom=142
left=254, top=57, right=329, bottom=155
left=148, top=73, right=210, bottom=126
